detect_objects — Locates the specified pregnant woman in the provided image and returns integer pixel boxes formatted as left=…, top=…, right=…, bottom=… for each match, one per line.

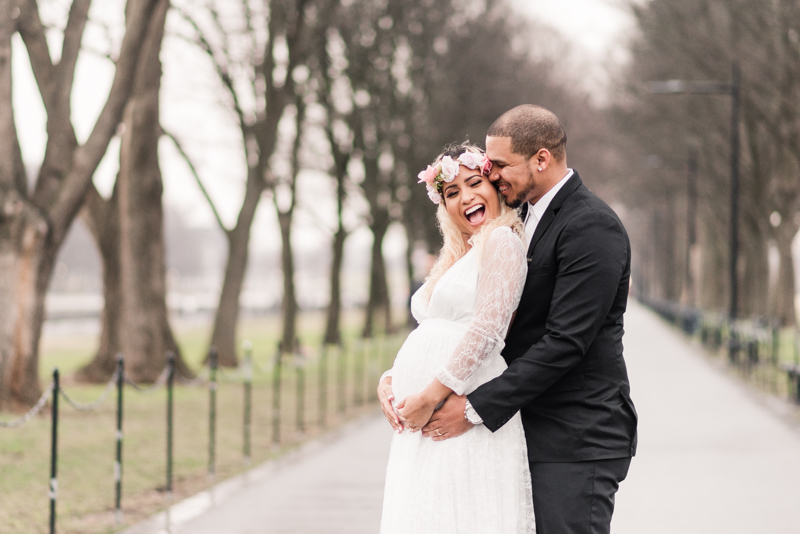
left=377, top=142, right=535, bottom=534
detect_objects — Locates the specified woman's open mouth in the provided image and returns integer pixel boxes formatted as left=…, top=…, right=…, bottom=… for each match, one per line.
left=465, top=204, right=486, bottom=226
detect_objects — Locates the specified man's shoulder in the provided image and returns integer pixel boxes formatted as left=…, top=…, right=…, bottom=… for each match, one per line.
left=564, top=182, right=624, bottom=227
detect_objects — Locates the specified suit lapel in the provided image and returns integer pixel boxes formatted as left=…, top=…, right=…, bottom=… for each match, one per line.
left=526, top=172, right=583, bottom=261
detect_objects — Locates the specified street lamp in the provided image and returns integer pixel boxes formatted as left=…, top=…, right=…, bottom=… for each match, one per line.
left=648, top=61, right=741, bottom=324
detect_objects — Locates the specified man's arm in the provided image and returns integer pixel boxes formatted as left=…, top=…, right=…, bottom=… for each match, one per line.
left=469, top=209, right=628, bottom=431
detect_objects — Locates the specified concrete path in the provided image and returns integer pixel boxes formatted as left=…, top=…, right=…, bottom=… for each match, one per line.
left=120, top=413, right=393, bottom=534
left=613, top=302, right=800, bottom=534
left=122, top=301, right=800, bottom=533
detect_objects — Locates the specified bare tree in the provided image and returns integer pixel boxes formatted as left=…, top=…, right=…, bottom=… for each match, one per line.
left=77, top=0, right=194, bottom=382
left=171, top=0, right=320, bottom=363
left=616, top=0, right=800, bottom=322
left=0, top=0, right=159, bottom=409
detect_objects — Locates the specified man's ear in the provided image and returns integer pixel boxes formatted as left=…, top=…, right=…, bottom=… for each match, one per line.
left=531, top=149, right=552, bottom=172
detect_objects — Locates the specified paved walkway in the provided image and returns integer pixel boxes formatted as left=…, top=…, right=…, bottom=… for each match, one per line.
left=122, top=301, right=800, bottom=534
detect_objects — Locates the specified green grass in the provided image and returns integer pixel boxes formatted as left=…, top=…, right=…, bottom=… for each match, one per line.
left=2, top=311, right=406, bottom=534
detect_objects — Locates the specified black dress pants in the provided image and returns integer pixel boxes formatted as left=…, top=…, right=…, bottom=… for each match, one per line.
left=529, top=457, right=632, bottom=534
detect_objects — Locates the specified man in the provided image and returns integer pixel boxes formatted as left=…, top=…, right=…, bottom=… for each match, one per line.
left=421, top=104, right=637, bottom=533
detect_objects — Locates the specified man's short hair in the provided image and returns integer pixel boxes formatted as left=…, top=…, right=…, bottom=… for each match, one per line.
left=487, top=105, right=567, bottom=162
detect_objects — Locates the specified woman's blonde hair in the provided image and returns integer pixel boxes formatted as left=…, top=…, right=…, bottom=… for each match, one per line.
left=420, top=143, right=524, bottom=299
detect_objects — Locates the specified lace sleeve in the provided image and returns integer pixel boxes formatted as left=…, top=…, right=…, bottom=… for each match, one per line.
left=435, top=226, right=527, bottom=395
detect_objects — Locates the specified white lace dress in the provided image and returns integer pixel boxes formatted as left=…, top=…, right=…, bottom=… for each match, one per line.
left=380, top=226, right=535, bottom=534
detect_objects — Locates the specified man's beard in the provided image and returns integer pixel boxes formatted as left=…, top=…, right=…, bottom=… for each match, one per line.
left=505, top=167, right=536, bottom=208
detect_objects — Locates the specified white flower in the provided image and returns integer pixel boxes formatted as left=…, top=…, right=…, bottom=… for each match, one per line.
left=458, top=151, right=483, bottom=169
left=427, top=184, right=442, bottom=204
left=439, top=156, right=459, bottom=182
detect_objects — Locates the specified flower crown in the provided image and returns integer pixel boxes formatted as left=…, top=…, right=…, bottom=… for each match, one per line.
left=417, top=151, right=493, bottom=205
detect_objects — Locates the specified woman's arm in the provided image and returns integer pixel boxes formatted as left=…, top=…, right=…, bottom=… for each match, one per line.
left=398, top=227, right=527, bottom=431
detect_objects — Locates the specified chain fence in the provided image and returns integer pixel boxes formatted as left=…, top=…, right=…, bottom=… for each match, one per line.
left=0, top=334, right=404, bottom=534
left=59, top=371, right=118, bottom=412
left=123, top=365, right=171, bottom=393
left=0, top=384, right=53, bottom=428
left=641, top=297, right=800, bottom=403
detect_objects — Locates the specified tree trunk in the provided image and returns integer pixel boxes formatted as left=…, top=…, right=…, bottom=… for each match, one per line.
left=0, top=0, right=160, bottom=407
left=209, top=175, right=263, bottom=367
left=697, top=225, right=728, bottom=313
left=116, top=0, right=190, bottom=381
left=278, top=211, right=298, bottom=354
left=739, top=220, right=770, bottom=318
left=362, top=214, right=391, bottom=338
left=773, top=220, right=798, bottom=326
left=324, top=226, right=347, bottom=345
left=75, top=187, right=123, bottom=382
left=0, top=215, right=50, bottom=410
left=0, top=5, right=51, bottom=408
left=661, top=202, right=680, bottom=301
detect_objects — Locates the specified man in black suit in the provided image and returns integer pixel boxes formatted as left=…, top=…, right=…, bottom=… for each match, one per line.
left=422, top=104, right=637, bottom=534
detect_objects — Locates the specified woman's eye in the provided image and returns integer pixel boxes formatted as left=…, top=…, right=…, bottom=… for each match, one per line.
left=447, top=191, right=458, bottom=198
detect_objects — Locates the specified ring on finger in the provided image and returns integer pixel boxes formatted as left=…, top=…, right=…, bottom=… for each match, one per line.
left=436, top=429, right=442, bottom=436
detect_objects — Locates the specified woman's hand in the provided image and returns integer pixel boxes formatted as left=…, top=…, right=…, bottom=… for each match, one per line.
left=377, top=376, right=403, bottom=432
left=395, top=392, right=437, bottom=432
left=396, top=379, right=453, bottom=433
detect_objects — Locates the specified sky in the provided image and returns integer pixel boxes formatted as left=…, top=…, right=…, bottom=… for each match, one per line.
left=12, top=0, right=635, bottom=261
left=510, top=0, right=635, bottom=97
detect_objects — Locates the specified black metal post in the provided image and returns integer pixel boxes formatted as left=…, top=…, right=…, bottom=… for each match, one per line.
left=371, top=336, right=384, bottom=403
left=208, top=348, right=218, bottom=479
left=296, top=345, right=305, bottom=438
left=243, top=341, right=252, bottom=463
left=772, top=323, right=780, bottom=392
left=272, top=343, right=282, bottom=448
left=354, top=340, right=366, bottom=406
left=114, top=354, right=124, bottom=524
left=337, top=343, right=347, bottom=415
left=166, top=352, right=175, bottom=496
left=318, top=344, right=327, bottom=430
left=50, top=368, right=59, bottom=534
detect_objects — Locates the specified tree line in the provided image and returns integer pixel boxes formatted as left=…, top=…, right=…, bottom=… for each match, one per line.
left=614, top=0, right=800, bottom=326
left=0, top=0, right=611, bottom=409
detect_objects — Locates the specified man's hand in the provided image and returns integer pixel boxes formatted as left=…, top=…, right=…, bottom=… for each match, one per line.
left=422, top=393, right=474, bottom=442
left=377, top=376, right=403, bottom=432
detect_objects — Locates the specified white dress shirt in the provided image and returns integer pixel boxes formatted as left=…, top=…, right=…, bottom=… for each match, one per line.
left=524, top=169, right=574, bottom=250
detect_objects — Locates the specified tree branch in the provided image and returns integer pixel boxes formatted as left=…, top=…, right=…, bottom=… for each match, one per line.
left=17, top=0, right=55, bottom=113
left=162, top=128, right=229, bottom=233
left=173, top=6, right=248, bottom=136
left=49, top=0, right=161, bottom=233
left=53, top=0, right=91, bottom=115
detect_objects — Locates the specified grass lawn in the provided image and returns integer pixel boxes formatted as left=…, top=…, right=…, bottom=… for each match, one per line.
left=1, top=311, right=405, bottom=534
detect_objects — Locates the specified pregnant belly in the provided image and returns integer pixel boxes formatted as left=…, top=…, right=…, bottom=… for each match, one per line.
left=390, top=319, right=507, bottom=403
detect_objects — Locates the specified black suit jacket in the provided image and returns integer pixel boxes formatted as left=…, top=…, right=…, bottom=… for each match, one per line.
left=468, top=171, right=638, bottom=463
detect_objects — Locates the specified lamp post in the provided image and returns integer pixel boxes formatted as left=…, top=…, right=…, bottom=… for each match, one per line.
left=648, top=61, right=741, bottom=325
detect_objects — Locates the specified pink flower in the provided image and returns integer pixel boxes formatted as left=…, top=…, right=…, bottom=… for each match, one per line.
left=481, top=156, right=492, bottom=175
left=417, top=165, right=437, bottom=184
left=426, top=184, right=442, bottom=204
left=458, top=151, right=483, bottom=169
left=439, top=156, right=459, bottom=182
